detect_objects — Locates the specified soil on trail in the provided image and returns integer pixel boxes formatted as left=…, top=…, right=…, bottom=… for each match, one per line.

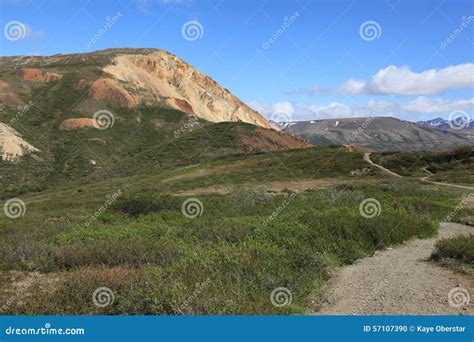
left=313, top=222, right=473, bottom=315
left=314, top=155, right=473, bottom=315
left=364, top=152, right=474, bottom=190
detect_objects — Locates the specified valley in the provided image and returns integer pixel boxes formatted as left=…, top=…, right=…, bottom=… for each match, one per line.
left=0, top=49, right=472, bottom=316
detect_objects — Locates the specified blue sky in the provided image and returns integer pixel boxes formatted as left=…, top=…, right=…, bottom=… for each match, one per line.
left=1, top=0, right=473, bottom=122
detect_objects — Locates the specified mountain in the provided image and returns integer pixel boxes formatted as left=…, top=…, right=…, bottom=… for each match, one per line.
left=416, top=117, right=474, bottom=135
left=0, top=48, right=309, bottom=196
left=0, top=48, right=272, bottom=129
left=281, top=117, right=472, bottom=152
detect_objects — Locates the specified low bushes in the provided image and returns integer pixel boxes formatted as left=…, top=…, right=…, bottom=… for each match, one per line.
left=111, top=193, right=181, bottom=217
left=432, top=234, right=474, bottom=264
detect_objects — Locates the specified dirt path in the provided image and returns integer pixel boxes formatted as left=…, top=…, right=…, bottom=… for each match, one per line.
left=314, top=222, right=473, bottom=315
left=363, top=153, right=403, bottom=178
left=314, top=155, right=474, bottom=315
left=175, top=178, right=350, bottom=196
left=365, top=153, right=474, bottom=191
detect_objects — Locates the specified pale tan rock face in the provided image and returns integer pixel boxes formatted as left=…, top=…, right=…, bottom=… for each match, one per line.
left=0, top=123, right=39, bottom=162
left=103, top=52, right=274, bottom=129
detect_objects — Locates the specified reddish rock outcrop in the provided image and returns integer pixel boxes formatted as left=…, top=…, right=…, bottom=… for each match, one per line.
left=20, top=68, right=62, bottom=82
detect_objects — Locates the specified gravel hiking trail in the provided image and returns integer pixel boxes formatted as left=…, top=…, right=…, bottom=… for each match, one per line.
left=313, top=222, right=473, bottom=315
left=364, top=152, right=474, bottom=191
left=313, top=155, right=473, bottom=315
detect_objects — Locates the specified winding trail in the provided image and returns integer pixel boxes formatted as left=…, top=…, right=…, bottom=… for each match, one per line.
left=364, top=153, right=474, bottom=191
left=363, top=153, right=403, bottom=178
left=314, top=223, right=473, bottom=315
left=312, top=154, right=474, bottom=315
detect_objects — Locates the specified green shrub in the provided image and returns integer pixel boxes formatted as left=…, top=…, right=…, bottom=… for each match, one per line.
left=112, top=193, right=181, bottom=216
left=432, top=234, right=474, bottom=263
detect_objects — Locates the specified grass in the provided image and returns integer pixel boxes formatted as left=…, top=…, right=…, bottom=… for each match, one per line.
left=431, top=235, right=474, bottom=275
left=0, top=53, right=472, bottom=315
left=0, top=180, right=462, bottom=315
left=372, top=146, right=473, bottom=184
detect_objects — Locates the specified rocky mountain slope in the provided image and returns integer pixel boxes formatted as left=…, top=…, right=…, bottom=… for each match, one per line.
left=0, top=123, right=39, bottom=162
left=0, top=48, right=272, bottom=129
left=281, top=117, right=472, bottom=152
left=0, top=48, right=309, bottom=195
left=416, top=117, right=473, bottom=136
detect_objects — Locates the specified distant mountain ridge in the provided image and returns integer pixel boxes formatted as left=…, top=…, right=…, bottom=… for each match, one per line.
left=416, top=117, right=474, bottom=132
left=281, top=117, right=472, bottom=152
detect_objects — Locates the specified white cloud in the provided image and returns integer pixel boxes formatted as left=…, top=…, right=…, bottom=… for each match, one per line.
left=400, top=97, right=474, bottom=114
left=248, top=97, right=474, bottom=121
left=295, top=63, right=474, bottom=96
left=24, top=24, right=45, bottom=40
